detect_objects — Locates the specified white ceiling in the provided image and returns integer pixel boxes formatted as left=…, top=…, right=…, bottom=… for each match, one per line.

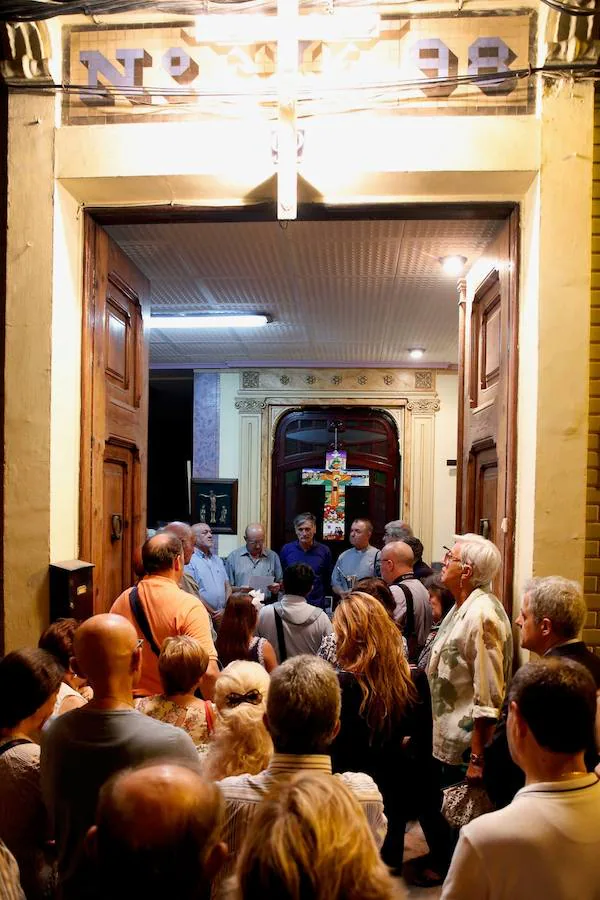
left=107, top=217, right=504, bottom=368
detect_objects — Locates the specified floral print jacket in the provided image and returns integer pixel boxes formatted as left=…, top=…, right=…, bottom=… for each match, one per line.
left=428, top=587, right=513, bottom=766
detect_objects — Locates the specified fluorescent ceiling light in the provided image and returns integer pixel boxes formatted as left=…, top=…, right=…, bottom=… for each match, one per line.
left=148, top=314, right=270, bottom=330
left=408, top=348, right=425, bottom=360
left=440, top=255, right=467, bottom=276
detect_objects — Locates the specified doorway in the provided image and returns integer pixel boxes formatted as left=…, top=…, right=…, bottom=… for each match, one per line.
left=82, top=203, right=519, bottom=613
left=271, top=407, right=400, bottom=562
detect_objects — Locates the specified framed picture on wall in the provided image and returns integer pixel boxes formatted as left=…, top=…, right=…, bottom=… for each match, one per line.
left=191, top=478, right=238, bottom=534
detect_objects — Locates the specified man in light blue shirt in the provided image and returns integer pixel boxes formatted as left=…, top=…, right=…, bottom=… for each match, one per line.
left=331, top=518, right=378, bottom=600
left=185, top=523, right=231, bottom=614
left=225, top=523, right=283, bottom=601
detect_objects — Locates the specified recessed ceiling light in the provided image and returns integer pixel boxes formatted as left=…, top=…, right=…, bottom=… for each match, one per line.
left=409, top=348, right=425, bottom=360
left=440, top=255, right=467, bottom=276
left=148, top=314, right=271, bottom=330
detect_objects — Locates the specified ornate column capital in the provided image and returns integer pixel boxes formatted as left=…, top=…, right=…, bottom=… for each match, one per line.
left=456, top=277, right=467, bottom=307
left=407, top=398, right=441, bottom=414
left=0, top=21, right=53, bottom=84
left=235, top=398, right=266, bottom=413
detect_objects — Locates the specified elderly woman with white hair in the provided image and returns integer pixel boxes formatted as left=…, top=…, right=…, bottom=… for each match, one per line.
left=428, top=534, right=513, bottom=788
left=202, top=660, right=273, bottom=781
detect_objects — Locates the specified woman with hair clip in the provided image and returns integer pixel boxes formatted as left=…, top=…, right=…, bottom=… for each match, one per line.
left=216, top=594, right=277, bottom=672
left=202, top=660, right=273, bottom=781
left=231, top=770, right=404, bottom=900
left=330, top=591, right=445, bottom=881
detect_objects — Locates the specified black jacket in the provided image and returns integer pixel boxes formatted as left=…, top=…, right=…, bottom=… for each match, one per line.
left=483, top=641, right=600, bottom=810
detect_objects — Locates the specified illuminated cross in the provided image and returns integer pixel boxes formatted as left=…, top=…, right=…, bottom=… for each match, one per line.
left=194, top=3, right=379, bottom=220
left=302, top=450, right=369, bottom=541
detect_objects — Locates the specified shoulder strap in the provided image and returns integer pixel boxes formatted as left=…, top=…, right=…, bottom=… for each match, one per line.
left=396, top=582, right=418, bottom=662
left=0, top=738, right=32, bottom=757
left=273, top=605, right=288, bottom=663
left=396, top=582, right=415, bottom=637
left=129, top=585, right=161, bottom=657
left=204, top=701, right=215, bottom=735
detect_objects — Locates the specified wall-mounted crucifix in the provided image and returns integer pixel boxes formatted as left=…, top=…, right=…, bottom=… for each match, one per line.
left=302, top=446, right=369, bottom=541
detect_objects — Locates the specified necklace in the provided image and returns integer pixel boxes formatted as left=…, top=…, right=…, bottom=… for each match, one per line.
left=554, top=770, right=589, bottom=780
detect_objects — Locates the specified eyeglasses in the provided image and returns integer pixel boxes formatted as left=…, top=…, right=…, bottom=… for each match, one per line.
left=442, top=546, right=463, bottom=565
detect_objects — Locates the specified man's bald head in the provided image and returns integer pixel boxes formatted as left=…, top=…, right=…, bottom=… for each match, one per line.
left=73, top=614, right=139, bottom=689
left=244, top=523, right=265, bottom=556
left=142, top=532, right=183, bottom=576
left=164, top=522, right=194, bottom=565
left=92, top=763, right=225, bottom=900
left=379, top=540, right=415, bottom=583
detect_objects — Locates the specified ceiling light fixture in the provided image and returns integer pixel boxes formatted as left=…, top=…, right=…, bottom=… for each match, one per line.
left=409, top=348, right=425, bottom=360
left=440, top=255, right=467, bottom=276
left=148, top=314, right=271, bottom=330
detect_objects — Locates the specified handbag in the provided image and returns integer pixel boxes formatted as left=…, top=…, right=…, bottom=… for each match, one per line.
left=441, top=780, right=494, bottom=828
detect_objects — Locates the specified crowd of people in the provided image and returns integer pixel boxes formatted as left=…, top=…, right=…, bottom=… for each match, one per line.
left=0, top=514, right=599, bottom=900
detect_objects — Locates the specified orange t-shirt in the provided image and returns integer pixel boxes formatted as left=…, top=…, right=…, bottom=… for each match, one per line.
left=111, top=575, right=218, bottom=695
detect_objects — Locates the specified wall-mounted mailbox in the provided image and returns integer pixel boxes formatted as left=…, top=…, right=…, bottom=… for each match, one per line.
left=49, top=560, right=94, bottom=622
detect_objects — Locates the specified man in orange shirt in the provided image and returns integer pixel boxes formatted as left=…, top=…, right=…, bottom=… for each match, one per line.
left=111, top=533, right=219, bottom=698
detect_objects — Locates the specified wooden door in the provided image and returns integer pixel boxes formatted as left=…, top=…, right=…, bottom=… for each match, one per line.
left=271, top=407, right=400, bottom=564
left=456, top=210, right=518, bottom=613
left=80, top=218, right=150, bottom=613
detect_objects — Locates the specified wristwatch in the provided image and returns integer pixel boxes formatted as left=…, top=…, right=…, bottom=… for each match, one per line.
left=469, top=752, right=485, bottom=766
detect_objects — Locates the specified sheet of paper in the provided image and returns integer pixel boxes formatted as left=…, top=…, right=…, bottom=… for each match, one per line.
left=248, top=574, right=275, bottom=591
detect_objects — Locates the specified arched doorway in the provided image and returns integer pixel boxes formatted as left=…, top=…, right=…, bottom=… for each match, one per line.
left=271, top=407, right=400, bottom=563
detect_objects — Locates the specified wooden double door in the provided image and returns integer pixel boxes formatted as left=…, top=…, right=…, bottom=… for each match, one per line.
left=456, top=211, right=519, bottom=613
left=80, top=219, right=149, bottom=613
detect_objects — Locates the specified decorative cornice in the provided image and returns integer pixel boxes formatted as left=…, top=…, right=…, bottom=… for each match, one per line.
left=0, top=21, right=53, bottom=84
left=236, top=368, right=437, bottom=394
left=407, top=398, right=441, bottom=413
left=235, top=398, right=266, bottom=413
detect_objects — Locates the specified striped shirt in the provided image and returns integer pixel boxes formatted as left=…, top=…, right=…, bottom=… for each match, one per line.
left=0, top=841, right=25, bottom=900
left=213, top=754, right=387, bottom=897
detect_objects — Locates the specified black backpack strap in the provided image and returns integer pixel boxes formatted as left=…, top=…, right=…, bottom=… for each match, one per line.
left=0, top=738, right=32, bottom=757
left=129, top=585, right=161, bottom=657
left=273, top=605, right=288, bottom=663
left=396, top=582, right=418, bottom=662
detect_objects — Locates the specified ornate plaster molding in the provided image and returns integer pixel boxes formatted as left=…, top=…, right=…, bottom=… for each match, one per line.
left=0, top=21, right=53, bottom=84
left=235, top=398, right=266, bottom=413
left=407, top=398, right=441, bottom=413
left=235, top=367, right=437, bottom=394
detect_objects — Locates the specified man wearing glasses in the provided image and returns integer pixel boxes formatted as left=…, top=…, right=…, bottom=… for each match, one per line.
left=225, top=523, right=283, bottom=602
left=428, top=535, right=513, bottom=788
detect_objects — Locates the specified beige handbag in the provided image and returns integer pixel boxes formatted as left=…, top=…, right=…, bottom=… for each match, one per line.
left=441, top=780, right=494, bottom=828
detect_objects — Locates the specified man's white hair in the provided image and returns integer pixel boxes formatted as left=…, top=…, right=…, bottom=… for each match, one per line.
left=524, top=576, right=586, bottom=640
left=454, top=533, right=502, bottom=589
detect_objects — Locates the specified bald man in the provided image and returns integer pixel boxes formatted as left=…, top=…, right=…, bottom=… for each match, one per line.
left=88, top=763, right=226, bottom=900
left=41, top=614, right=199, bottom=900
left=111, top=532, right=218, bottom=697
left=225, top=523, right=283, bottom=601
left=380, top=540, right=432, bottom=662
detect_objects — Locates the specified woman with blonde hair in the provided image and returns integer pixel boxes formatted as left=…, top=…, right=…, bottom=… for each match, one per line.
left=136, top=636, right=214, bottom=754
left=330, top=591, right=438, bottom=876
left=233, top=771, right=404, bottom=900
left=203, top=660, right=272, bottom=780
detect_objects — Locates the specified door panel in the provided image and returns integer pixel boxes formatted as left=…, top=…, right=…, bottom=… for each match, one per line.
left=102, top=444, right=135, bottom=612
left=81, top=218, right=149, bottom=613
left=457, top=210, right=518, bottom=614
